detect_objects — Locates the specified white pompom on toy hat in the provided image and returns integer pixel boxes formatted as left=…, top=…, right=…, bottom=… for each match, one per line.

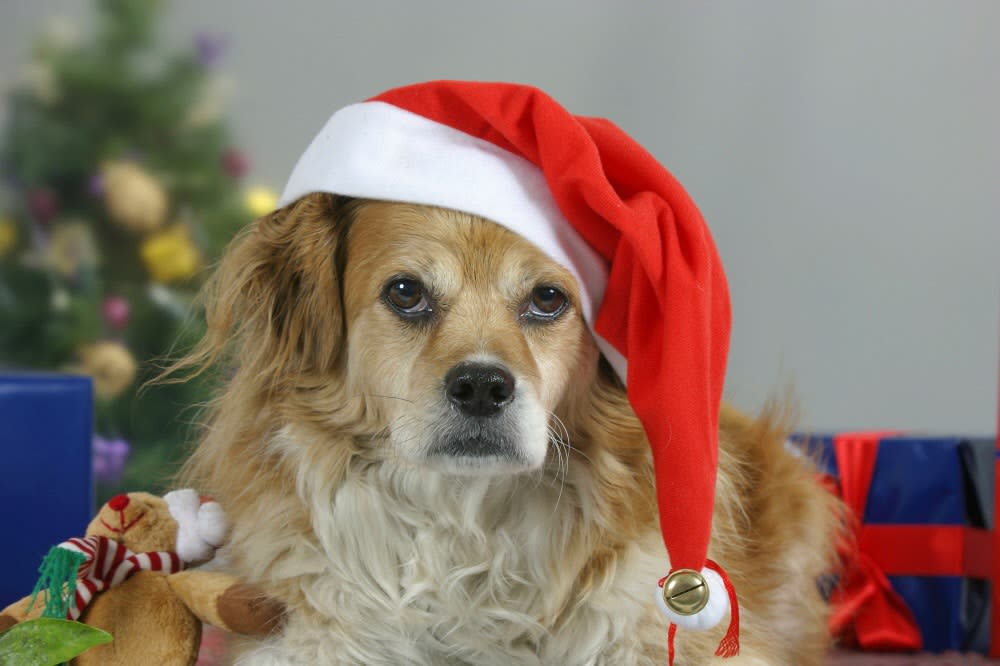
left=164, top=488, right=228, bottom=564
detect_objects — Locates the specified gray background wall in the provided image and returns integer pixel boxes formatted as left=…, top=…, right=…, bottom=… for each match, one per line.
left=2, top=1, right=998, bottom=433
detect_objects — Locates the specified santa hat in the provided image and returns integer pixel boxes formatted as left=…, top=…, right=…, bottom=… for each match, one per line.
left=279, top=81, right=735, bottom=659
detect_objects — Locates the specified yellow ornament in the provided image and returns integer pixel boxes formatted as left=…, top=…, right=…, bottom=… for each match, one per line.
left=0, top=217, right=17, bottom=256
left=244, top=186, right=278, bottom=218
left=184, top=76, right=235, bottom=128
left=77, top=341, right=138, bottom=400
left=102, top=161, right=169, bottom=233
left=50, top=287, right=70, bottom=312
left=141, top=225, right=201, bottom=283
left=17, top=62, right=59, bottom=104
left=41, top=15, right=81, bottom=51
left=46, top=221, right=98, bottom=277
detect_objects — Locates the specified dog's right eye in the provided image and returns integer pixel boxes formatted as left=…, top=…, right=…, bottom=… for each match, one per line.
left=384, top=278, right=432, bottom=316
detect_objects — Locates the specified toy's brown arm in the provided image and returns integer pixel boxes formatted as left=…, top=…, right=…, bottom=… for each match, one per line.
left=166, top=570, right=285, bottom=636
left=0, top=595, right=44, bottom=632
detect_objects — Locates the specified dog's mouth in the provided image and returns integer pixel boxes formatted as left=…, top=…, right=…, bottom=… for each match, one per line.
left=425, top=434, right=530, bottom=472
left=410, top=415, right=544, bottom=475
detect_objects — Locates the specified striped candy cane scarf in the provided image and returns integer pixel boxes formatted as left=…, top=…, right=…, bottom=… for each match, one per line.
left=31, top=535, right=183, bottom=620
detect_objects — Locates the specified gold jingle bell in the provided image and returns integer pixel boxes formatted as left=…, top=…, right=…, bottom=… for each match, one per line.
left=662, top=569, right=709, bottom=616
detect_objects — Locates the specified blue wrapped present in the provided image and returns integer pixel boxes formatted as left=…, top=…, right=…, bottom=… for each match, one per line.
left=0, top=373, right=94, bottom=607
left=793, top=432, right=994, bottom=653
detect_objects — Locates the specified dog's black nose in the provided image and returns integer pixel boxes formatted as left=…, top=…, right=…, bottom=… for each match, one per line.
left=445, top=362, right=515, bottom=417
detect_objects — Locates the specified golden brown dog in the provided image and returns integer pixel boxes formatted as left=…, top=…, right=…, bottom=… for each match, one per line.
left=176, top=193, right=838, bottom=664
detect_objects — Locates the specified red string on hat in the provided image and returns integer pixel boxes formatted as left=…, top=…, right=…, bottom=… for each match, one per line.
left=708, top=560, right=740, bottom=658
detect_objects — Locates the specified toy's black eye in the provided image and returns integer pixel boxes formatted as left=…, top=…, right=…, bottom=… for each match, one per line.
left=525, top=286, right=568, bottom=319
left=384, top=278, right=432, bottom=316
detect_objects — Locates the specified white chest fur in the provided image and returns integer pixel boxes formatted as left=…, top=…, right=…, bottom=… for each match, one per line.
left=236, top=464, right=666, bottom=665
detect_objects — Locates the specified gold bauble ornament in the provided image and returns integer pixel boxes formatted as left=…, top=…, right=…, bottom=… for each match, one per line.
left=141, top=225, right=201, bottom=283
left=16, top=62, right=60, bottom=104
left=102, top=161, right=169, bottom=233
left=184, top=76, right=235, bottom=128
left=41, top=15, right=81, bottom=51
left=46, top=221, right=98, bottom=277
left=244, top=186, right=278, bottom=218
left=0, top=217, right=17, bottom=256
left=78, top=341, right=138, bottom=400
left=50, top=287, right=70, bottom=312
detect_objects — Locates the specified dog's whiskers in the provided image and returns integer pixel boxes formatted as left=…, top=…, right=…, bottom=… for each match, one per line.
left=545, top=412, right=573, bottom=514
left=363, top=393, right=416, bottom=404
left=555, top=412, right=594, bottom=467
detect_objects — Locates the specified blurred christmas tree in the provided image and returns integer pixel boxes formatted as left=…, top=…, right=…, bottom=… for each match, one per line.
left=0, top=0, right=278, bottom=502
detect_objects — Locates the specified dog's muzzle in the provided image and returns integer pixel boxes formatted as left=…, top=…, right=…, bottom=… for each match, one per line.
left=430, top=361, right=523, bottom=462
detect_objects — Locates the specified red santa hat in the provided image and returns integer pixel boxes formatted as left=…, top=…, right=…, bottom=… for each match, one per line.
left=279, top=80, right=736, bottom=659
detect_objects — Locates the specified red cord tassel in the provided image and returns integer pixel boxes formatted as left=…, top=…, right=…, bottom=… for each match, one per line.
left=660, top=562, right=740, bottom=661
left=706, top=559, right=740, bottom=658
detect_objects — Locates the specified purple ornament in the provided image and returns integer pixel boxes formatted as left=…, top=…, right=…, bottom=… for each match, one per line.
left=102, top=295, right=130, bottom=330
left=92, top=435, right=131, bottom=483
left=2, top=169, right=21, bottom=190
left=88, top=173, right=105, bottom=196
left=221, top=148, right=250, bottom=178
left=27, top=188, right=57, bottom=223
left=195, top=33, right=226, bottom=66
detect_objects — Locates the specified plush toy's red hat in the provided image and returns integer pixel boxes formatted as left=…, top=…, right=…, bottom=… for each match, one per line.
left=280, top=80, right=735, bottom=659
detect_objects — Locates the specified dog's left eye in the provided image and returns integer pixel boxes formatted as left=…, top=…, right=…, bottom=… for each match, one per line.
left=524, top=286, right=568, bottom=320
left=384, top=278, right=432, bottom=316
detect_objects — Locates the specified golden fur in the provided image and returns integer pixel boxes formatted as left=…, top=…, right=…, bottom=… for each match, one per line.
left=174, top=194, right=838, bottom=664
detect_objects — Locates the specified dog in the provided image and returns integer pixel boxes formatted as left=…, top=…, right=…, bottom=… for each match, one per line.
left=173, top=192, right=839, bottom=665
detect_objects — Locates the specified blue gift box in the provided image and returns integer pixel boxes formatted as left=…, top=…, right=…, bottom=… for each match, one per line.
left=0, top=373, right=94, bottom=607
left=793, top=433, right=995, bottom=652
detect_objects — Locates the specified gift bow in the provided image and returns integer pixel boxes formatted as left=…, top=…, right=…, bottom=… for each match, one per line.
left=827, top=432, right=923, bottom=651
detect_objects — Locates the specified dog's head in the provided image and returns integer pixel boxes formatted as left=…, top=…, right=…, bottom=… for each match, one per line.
left=341, top=199, right=601, bottom=474
left=195, top=193, right=614, bottom=477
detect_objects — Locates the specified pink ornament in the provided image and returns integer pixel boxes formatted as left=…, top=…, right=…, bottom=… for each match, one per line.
left=222, top=149, right=250, bottom=178
left=27, top=188, right=58, bottom=223
left=102, top=295, right=130, bottom=330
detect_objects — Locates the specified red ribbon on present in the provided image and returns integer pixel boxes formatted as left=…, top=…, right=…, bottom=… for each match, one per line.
left=828, top=432, right=995, bottom=651
left=993, top=374, right=1000, bottom=658
left=828, top=431, right=922, bottom=650
left=993, top=332, right=1000, bottom=659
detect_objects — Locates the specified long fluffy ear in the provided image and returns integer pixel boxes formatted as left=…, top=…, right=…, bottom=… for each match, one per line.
left=180, top=192, right=354, bottom=386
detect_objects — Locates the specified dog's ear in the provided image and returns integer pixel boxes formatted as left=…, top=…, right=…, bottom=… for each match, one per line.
left=198, top=192, right=353, bottom=381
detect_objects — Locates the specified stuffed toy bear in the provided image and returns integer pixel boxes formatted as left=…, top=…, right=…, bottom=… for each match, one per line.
left=0, top=490, right=284, bottom=665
